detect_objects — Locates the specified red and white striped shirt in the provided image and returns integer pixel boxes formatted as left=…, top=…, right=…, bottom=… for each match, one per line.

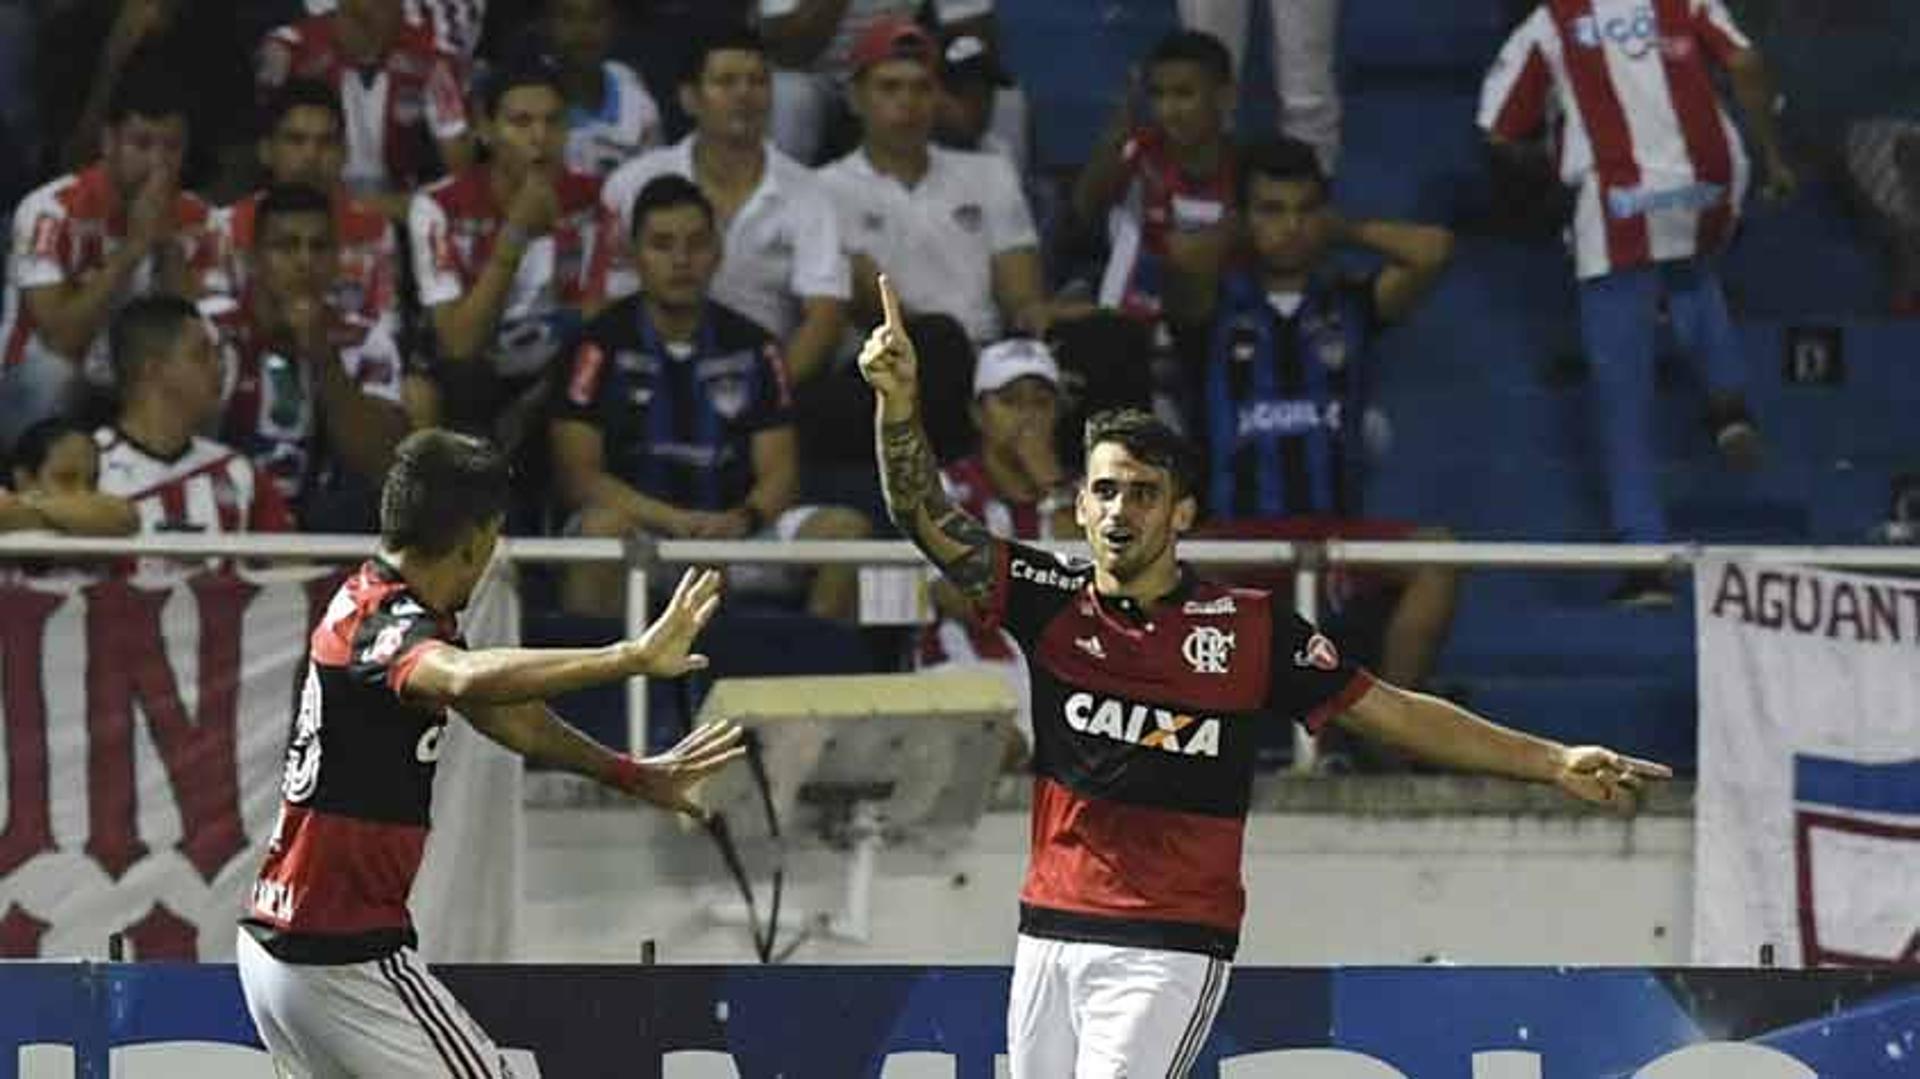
left=1, top=165, right=224, bottom=378
left=1097, top=127, right=1237, bottom=321
left=214, top=189, right=401, bottom=325
left=409, top=168, right=618, bottom=379
left=257, top=15, right=470, bottom=194
left=1477, top=0, right=1752, bottom=279
left=94, top=428, right=294, bottom=539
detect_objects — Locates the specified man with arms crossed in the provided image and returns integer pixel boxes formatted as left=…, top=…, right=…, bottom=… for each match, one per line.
left=237, top=428, right=743, bottom=1078
left=859, top=275, right=1672, bottom=1077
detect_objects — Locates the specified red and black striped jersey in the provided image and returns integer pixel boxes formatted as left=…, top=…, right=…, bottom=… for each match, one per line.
left=985, top=539, right=1372, bottom=958
left=243, top=559, right=461, bottom=963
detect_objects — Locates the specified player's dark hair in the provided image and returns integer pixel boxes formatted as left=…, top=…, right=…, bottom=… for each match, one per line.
left=254, top=184, right=336, bottom=246
left=260, top=79, right=345, bottom=142
left=380, top=430, right=512, bottom=557
left=682, top=25, right=767, bottom=86
left=1146, top=29, right=1233, bottom=85
left=631, top=174, right=715, bottom=236
left=9, top=417, right=90, bottom=479
left=1238, top=136, right=1329, bottom=207
left=481, top=53, right=566, bottom=116
left=109, top=294, right=201, bottom=387
left=107, top=47, right=193, bottom=127
left=1083, top=408, right=1202, bottom=500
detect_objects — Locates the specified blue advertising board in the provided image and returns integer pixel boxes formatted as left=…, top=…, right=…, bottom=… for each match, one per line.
left=4, top=963, right=1917, bottom=1077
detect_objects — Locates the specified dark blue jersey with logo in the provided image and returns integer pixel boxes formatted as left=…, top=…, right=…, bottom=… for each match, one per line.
left=556, top=297, right=794, bottom=510
left=1204, top=271, right=1381, bottom=519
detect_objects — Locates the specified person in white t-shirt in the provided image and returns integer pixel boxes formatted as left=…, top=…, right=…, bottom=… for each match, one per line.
left=817, top=17, right=1076, bottom=347
left=758, top=0, right=995, bottom=165
left=546, top=0, right=662, bottom=178
left=602, top=28, right=849, bottom=384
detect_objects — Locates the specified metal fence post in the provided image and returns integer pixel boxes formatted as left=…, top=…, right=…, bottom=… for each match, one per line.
left=623, top=531, right=657, bottom=755
left=1292, top=545, right=1322, bottom=773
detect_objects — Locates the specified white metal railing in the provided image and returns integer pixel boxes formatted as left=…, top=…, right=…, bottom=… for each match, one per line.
left=6, top=533, right=1920, bottom=766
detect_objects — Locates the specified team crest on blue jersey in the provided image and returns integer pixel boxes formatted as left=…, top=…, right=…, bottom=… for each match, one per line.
left=706, top=375, right=749, bottom=419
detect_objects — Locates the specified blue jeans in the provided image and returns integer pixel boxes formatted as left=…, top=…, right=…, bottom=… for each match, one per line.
left=0, top=348, right=84, bottom=451
left=1577, top=259, right=1749, bottom=543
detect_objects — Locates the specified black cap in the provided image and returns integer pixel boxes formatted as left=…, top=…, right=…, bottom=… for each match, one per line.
left=941, top=33, right=1007, bottom=87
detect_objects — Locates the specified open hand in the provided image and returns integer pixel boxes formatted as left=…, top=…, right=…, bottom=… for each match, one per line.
left=1553, top=746, right=1672, bottom=813
left=625, top=719, right=746, bottom=822
left=630, top=567, right=723, bottom=677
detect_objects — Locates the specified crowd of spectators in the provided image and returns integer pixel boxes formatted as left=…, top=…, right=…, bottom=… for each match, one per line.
left=0, top=0, right=1811, bottom=761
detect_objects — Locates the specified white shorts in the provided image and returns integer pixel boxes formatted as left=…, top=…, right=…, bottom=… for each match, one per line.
left=236, top=929, right=511, bottom=1079
left=1007, top=933, right=1231, bottom=1079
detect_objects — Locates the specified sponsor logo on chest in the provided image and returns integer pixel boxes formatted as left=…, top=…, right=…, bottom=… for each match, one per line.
left=1062, top=691, right=1222, bottom=757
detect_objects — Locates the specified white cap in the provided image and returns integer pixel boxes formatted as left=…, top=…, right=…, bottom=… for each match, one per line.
left=973, top=337, right=1061, bottom=397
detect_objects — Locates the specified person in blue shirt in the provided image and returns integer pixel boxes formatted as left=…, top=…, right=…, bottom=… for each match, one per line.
left=550, top=174, right=870, bottom=618
left=1199, top=137, right=1459, bottom=766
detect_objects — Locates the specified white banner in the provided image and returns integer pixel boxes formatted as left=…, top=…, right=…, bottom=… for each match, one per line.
left=0, top=560, right=521, bottom=962
left=1693, top=556, right=1920, bottom=966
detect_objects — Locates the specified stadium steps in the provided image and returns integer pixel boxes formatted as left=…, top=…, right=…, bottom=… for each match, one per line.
left=1453, top=673, right=1699, bottom=769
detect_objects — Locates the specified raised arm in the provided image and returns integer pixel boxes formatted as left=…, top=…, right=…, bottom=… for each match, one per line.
left=461, top=700, right=742, bottom=819
left=405, top=567, right=723, bottom=705
left=858, top=274, right=1000, bottom=605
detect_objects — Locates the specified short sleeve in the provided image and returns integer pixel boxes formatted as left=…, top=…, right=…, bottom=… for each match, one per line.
left=10, top=193, right=69, bottom=290
left=555, top=329, right=616, bottom=423
left=739, top=337, right=796, bottom=432
left=256, top=26, right=298, bottom=96
left=1268, top=611, right=1373, bottom=734
left=1690, top=0, right=1751, bottom=66
left=407, top=193, right=463, bottom=308
left=789, top=186, right=852, bottom=301
left=344, top=318, right=407, bottom=402
left=346, top=597, right=453, bottom=697
left=1477, top=13, right=1553, bottom=140
left=981, top=538, right=1091, bottom=649
left=983, top=156, right=1039, bottom=254
left=425, top=51, right=471, bottom=140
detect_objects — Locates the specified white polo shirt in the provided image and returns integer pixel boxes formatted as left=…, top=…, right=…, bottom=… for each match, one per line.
left=817, top=144, right=1038, bottom=344
left=602, top=137, right=850, bottom=339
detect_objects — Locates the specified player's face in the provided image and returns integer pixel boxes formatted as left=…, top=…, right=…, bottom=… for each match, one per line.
left=258, top=211, right=337, bottom=305
left=1246, top=174, right=1333, bottom=274
left=1148, top=61, right=1227, bottom=149
left=1077, top=442, right=1195, bottom=583
left=687, top=49, right=771, bottom=144
left=633, top=203, right=720, bottom=310
left=936, top=79, right=994, bottom=146
left=16, top=433, right=99, bottom=497
left=854, top=60, right=937, bottom=148
left=972, top=377, right=1058, bottom=457
left=158, top=320, right=225, bottom=424
left=104, top=114, right=186, bottom=197
left=263, top=106, right=346, bottom=189
left=548, top=0, right=614, bottom=70
left=488, top=85, right=568, bottom=179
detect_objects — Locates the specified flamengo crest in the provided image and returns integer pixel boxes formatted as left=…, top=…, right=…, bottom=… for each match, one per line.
left=1182, top=626, right=1236, bottom=675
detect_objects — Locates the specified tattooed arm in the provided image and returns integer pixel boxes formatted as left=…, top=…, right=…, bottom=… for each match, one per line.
left=860, top=275, right=1002, bottom=605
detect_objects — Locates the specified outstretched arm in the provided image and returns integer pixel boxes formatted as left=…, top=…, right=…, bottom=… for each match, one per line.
left=405, top=568, right=723, bottom=706
left=1338, top=680, right=1672, bottom=812
left=462, top=701, right=742, bottom=820
left=860, top=275, right=1002, bottom=606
